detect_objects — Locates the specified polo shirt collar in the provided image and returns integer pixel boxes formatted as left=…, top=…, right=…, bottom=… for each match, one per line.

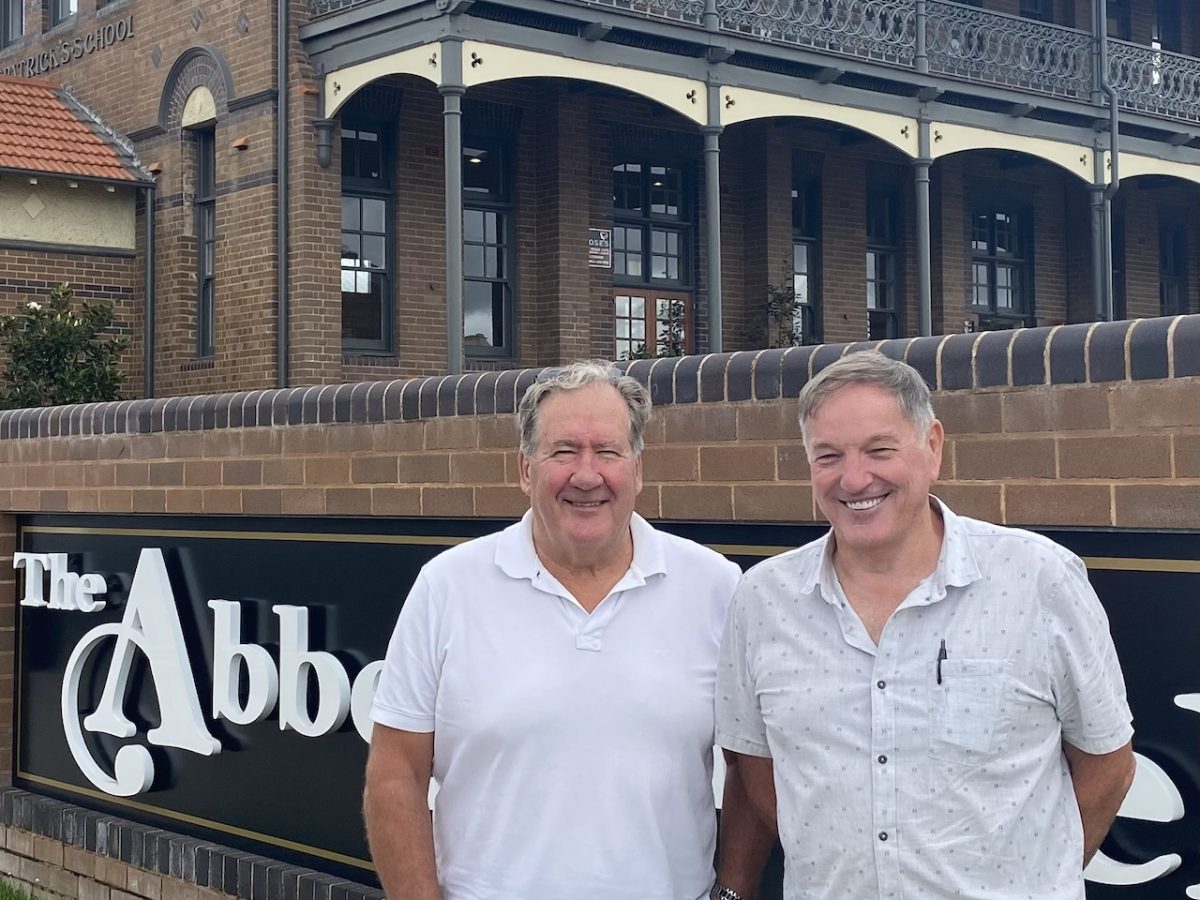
left=812, top=494, right=983, bottom=608
left=494, top=510, right=666, bottom=584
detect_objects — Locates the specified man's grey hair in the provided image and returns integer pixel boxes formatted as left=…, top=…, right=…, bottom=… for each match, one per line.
left=796, top=351, right=935, bottom=445
left=516, top=360, right=652, bottom=457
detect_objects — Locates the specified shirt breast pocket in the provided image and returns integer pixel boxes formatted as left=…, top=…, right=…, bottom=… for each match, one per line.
left=929, top=658, right=1012, bottom=765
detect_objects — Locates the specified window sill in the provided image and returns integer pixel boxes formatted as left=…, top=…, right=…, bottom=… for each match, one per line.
left=182, top=357, right=216, bottom=372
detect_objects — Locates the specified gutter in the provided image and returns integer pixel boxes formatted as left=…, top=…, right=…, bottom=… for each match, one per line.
left=276, top=0, right=290, bottom=388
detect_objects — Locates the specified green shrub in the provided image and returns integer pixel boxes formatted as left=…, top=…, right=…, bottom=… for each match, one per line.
left=0, top=283, right=130, bottom=410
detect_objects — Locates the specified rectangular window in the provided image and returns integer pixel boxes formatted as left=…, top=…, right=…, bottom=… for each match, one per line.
left=195, top=128, right=216, bottom=358
left=341, top=124, right=392, bottom=353
left=969, top=204, right=1033, bottom=325
left=1, top=0, right=21, bottom=47
left=611, top=161, right=692, bottom=289
left=612, top=155, right=694, bottom=358
left=866, top=187, right=901, bottom=340
left=1160, top=219, right=1188, bottom=316
left=790, top=171, right=822, bottom=345
left=1107, top=0, right=1131, bottom=40
left=614, top=292, right=692, bottom=361
left=1154, top=0, right=1181, bottom=52
left=1020, top=0, right=1054, bottom=23
left=47, top=0, right=76, bottom=27
left=463, top=137, right=514, bottom=357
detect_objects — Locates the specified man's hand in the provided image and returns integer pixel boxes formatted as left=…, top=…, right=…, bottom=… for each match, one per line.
left=363, top=725, right=442, bottom=900
left=714, top=750, right=778, bottom=900
left=1063, top=740, right=1136, bottom=865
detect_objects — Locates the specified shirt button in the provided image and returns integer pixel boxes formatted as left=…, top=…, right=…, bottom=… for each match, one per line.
left=876, top=680, right=886, bottom=690
left=877, top=755, right=888, bottom=765
left=879, top=831, right=889, bottom=842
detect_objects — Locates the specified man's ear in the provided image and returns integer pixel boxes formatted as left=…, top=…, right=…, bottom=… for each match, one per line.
left=927, top=419, right=946, bottom=478
left=517, top=451, right=532, bottom=496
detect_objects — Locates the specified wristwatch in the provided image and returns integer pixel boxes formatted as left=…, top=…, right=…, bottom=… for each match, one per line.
left=710, top=884, right=744, bottom=900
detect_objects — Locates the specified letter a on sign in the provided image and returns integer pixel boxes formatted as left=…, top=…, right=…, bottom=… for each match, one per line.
left=62, top=548, right=220, bottom=797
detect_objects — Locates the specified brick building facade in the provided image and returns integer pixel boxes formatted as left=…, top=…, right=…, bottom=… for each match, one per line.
left=0, top=0, right=1199, bottom=395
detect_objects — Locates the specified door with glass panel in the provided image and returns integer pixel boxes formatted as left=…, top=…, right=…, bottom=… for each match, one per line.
left=613, top=292, right=693, bottom=361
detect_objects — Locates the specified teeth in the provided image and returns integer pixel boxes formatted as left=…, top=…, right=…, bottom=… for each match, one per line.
left=845, top=496, right=884, bottom=511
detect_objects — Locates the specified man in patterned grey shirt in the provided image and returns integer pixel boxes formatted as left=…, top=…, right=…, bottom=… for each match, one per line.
left=715, top=351, right=1135, bottom=899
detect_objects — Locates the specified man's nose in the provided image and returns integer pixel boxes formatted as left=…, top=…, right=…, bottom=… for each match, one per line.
left=569, top=452, right=603, bottom=488
left=839, top=454, right=872, bottom=493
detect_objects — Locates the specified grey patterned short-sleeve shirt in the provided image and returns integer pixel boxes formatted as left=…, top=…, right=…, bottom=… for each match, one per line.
left=716, top=498, right=1132, bottom=900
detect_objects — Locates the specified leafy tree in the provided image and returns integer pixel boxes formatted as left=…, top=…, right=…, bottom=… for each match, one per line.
left=0, top=283, right=130, bottom=409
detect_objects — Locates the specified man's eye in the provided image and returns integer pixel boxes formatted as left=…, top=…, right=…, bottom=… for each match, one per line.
left=815, top=454, right=840, bottom=464
left=551, top=449, right=575, bottom=458
left=869, top=448, right=897, bottom=457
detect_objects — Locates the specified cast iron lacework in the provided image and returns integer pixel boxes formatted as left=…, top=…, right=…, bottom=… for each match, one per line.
left=720, top=0, right=915, bottom=66
left=926, top=1, right=1092, bottom=98
left=577, top=0, right=705, bottom=25
left=1108, top=38, right=1200, bottom=125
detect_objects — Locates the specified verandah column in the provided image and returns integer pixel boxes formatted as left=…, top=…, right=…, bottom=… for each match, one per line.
left=440, top=39, right=466, bottom=375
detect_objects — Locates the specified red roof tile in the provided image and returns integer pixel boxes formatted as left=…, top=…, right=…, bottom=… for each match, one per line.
left=0, top=75, right=151, bottom=183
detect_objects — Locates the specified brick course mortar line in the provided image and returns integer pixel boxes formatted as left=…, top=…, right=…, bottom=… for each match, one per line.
left=0, top=788, right=382, bottom=900
left=0, top=316, right=1193, bottom=441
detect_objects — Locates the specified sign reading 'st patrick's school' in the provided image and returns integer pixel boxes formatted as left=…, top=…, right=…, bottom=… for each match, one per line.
left=13, top=514, right=1200, bottom=897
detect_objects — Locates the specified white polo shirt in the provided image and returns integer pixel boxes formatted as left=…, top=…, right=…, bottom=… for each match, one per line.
left=371, top=511, right=741, bottom=900
left=716, top=499, right=1132, bottom=900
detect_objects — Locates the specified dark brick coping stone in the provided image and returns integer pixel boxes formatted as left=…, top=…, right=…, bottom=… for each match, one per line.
left=0, top=315, right=1196, bottom=441
left=0, top=787, right=383, bottom=900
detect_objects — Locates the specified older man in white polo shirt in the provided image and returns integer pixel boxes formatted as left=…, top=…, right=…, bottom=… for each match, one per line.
left=365, top=360, right=771, bottom=900
left=716, top=351, right=1135, bottom=899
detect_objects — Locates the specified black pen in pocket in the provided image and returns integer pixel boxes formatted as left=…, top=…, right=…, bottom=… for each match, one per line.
left=936, top=638, right=948, bottom=685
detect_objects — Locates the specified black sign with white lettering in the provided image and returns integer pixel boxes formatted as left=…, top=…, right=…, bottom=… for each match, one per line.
left=13, top=515, right=1200, bottom=896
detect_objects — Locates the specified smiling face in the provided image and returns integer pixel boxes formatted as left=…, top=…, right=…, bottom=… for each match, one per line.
left=518, top=382, right=643, bottom=571
left=805, top=382, right=944, bottom=565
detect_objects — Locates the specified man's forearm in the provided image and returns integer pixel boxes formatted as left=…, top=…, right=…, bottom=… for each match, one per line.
left=714, top=751, right=778, bottom=900
left=364, top=773, right=442, bottom=900
left=1064, top=741, right=1136, bottom=865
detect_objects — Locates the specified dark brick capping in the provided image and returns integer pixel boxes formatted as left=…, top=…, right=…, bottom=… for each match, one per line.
left=1, top=315, right=1196, bottom=441
left=0, top=788, right=382, bottom=900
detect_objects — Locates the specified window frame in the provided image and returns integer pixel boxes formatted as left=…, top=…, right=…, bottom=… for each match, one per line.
left=613, top=290, right=694, bottom=361
left=1019, top=0, right=1055, bottom=23
left=611, top=159, right=694, bottom=292
left=1, top=0, right=21, bottom=48
left=462, top=131, right=517, bottom=360
left=968, top=201, right=1035, bottom=326
left=865, top=184, right=903, bottom=341
left=46, top=0, right=76, bottom=28
left=194, top=127, right=216, bottom=359
left=791, top=171, right=823, bottom=345
left=340, top=121, right=394, bottom=355
left=1159, top=216, right=1189, bottom=316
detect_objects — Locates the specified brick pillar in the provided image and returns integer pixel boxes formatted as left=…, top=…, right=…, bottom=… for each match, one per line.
left=287, top=0, right=343, bottom=386
left=932, top=156, right=966, bottom=336
left=822, top=150, right=868, bottom=344
left=0, top=513, right=15, bottom=786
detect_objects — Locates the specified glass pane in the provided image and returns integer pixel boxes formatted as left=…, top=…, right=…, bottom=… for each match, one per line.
left=995, top=213, right=1013, bottom=255
left=464, top=209, right=484, bottom=244
left=485, top=247, right=499, bottom=279
left=362, top=235, right=385, bottom=269
left=651, top=255, right=667, bottom=280
left=465, top=245, right=486, bottom=277
left=972, top=214, right=990, bottom=252
left=793, top=242, right=809, bottom=276
left=626, top=228, right=642, bottom=252
left=341, top=198, right=359, bottom=230
left=794, top=275, right=809, bottom=304
left=866, top=252, right=877, bottom=281
left=464, top=281, right=495, bottom=348
left=341, top=234, right=360, bottom=262
left=464, top=144, right=504, bottom=198
left=651, top=230, right=667, bottom=253
left=631, top=319, right=645, bottom=339
left=867, top=282, right=878, bottom=310
left=362, top=198, right=386, bottom=233
left=203, top=244, right=214, bottom=278
left=631, top=296, right=645, bottom=318
left=359, top=132, right=381, bottom=181
left=616, top=318, right=630, bottom=339
left=626, top=254, right=642, bottom=278
left=615, top=295, right=629, bottom=317
left=342, top=271, right=385, bottom=342
left=485, top=211, right=499, bottom=244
